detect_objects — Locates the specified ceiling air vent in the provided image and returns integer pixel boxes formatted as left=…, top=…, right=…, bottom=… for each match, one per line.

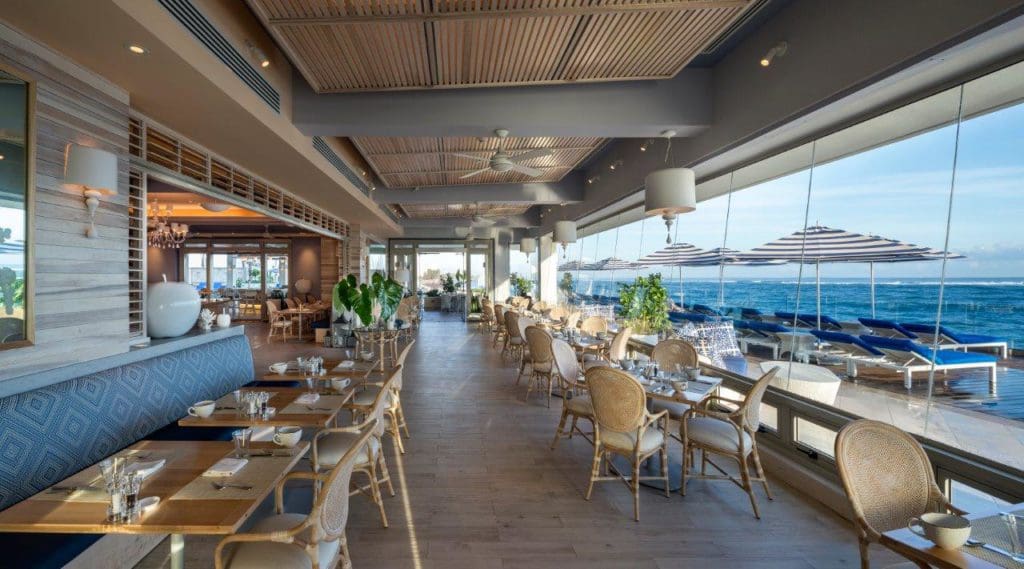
left=157, top=0, right=281, bottom=112
left=312, top=136, right=371, bottom=195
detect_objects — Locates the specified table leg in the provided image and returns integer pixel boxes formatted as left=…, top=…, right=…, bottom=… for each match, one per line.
left=170, top=533, right=185, bottom=569
left=379, top=337, right=386, bottom=372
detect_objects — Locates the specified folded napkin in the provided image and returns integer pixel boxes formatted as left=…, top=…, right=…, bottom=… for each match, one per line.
left=295, top=393, right=320, bottom=404
left=203, top=457, right=248, bottom=477
left=333, top=360, right=356, bottom=370
left=125, top=459, right=166, bottom=481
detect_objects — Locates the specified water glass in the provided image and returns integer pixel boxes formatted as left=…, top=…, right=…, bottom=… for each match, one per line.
left=232, top=428, right=253, bottom=458
left=124, top=473, right=141, bottom=518
left=305, top=377, right=317, bottom=395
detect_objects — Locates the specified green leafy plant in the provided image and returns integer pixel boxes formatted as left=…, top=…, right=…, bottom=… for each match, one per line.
left=510, top=273, right=533, bottom=297
left=440, top=273, right=456, bottom=293
left=334, top=273, right=404, bottom=327
left=558, top=272, right=575, bottom=296
left=426, top=288, right=441, bottom=297
left=332, top=274, right=360, bottom=313
left=618, top=273, right=670, bottom=335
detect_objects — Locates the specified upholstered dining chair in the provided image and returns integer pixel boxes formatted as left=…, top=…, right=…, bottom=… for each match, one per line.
left=523, top=326, right=557, bottom=406
left=585, top=366, right=670, bottom=521
left=835, top=419, right=964, bottom=569
left=314, top=366, right=400, bottom=528
left=215, top=422, right=374, bottom=569
left=550, top=338, right=594, bottom=449
left=579, top=315, right=609, bottom=336
left=346, top=341, right=416, bottom=454
left=680, top=367, right=778, bottom=519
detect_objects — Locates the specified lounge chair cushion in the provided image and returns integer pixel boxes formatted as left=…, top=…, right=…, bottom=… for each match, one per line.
left=900, top=323, right=1005, bottom=344
left=564, top=395, right=594, bottom=416
left=222, top=512, right=339, bottom=569
left=858, top=318, right=919, bottom=339
left=685, top=416, right=753, bottom=454
left=602, top=426, right=664, bottom=453
left=810, top=330, right=885, bottom=356
left=316, top=431, right=378, bottom=467
left=859, top=336, right=997, bottom=365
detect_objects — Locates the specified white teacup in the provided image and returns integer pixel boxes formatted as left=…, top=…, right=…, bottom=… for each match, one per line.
left=273, top=426, right=302, bottom=448
left=908, top=513, right=971, bottom=550
left=330, top=377, right=352, bottom=392
left=269, top=362, right=288, bottom=374
left=187, top=400, right=216, bottom=418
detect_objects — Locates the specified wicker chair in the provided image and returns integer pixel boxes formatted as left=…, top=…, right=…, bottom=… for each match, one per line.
left=585, top=366, right=670, bottom=521
left=313, top=366, right=400, bottom=528
left=523, top=326, right=557, bottom=406
left=346, top=341, right=415, bottom=454
left=492, top=304, right=507, bottom=347
left=680, top=367, right=778, bottom=519
left=836, top=420, right=964, bottom=569
left=550, top=338, right=594, bottom=449
left=515, top=314, right=538, bottom=378
left=579, top=315, right=609, bottom=336
left=502, top=310, right=522, bottom=362
left=265, top=300, right=295, bottom=342
left=547, top=306, right=568, bottom=321
left=651, top=339, right=699, bottom=372
left=564, top=311, right=582, bottom=331
left=584, top=326, right=632, bottom=371
left=215, top=422, right=374, bottom=569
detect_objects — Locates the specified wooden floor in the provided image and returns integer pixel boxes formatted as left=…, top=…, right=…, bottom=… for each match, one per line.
left=138, top=314, right=899, bottom=568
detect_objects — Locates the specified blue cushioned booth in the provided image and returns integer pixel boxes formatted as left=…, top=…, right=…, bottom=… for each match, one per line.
left=0, top=332, right=254, bottom=568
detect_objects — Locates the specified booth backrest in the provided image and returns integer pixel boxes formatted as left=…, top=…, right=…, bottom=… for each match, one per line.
left=0, top=335, right=253, bottom=510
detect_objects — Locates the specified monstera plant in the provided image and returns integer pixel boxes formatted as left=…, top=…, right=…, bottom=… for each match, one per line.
left=333, top=273, right=404, bottom=328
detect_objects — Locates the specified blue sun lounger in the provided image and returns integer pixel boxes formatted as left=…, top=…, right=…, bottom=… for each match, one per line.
left=859, top=335, right=999, bottom=389
left=775, top=311, right=845, bottom=332
left=899, top=322, right=1009, bottom=358
left=734, top=320, right=799, bottom=359
left=692, top=304, right=724, bottom=317
left=857, top=318, right=918, bottom=339
left=669, top=311, right=713, bottom=324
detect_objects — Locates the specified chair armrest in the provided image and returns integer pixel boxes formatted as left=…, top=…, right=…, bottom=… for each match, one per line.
left=312, top=423, right=368, bottom=470
left=682, top=405, right=734, bottom=424
left=274, top=471, right=324, bottom=513
left=930, top=484, right=966, bottom=516
left=214, top=518, right=311, bottom=569
left=703, top=395, right=744, bottom=409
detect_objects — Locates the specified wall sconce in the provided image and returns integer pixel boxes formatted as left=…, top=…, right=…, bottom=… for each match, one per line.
left=608, top=160, right=623, bottom=171
left=760, top=41, right=788, bottom=67
left=64, top=144, right=117, bottom=238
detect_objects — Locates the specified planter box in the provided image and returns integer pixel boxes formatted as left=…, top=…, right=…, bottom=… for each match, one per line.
left=423, top=296, right=442, bottom=311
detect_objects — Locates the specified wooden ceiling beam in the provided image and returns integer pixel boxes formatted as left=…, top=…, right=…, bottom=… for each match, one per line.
left=265, top=2, right=749, bottom=26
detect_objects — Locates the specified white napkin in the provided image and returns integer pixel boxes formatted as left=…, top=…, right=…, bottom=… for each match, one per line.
left=333, top=360, right=356, bottom=370
left=125, top=459, right=166, bottom=481
left=295, top=393, right=320, bottom=404
left=203, top=457, right=248, bottom=477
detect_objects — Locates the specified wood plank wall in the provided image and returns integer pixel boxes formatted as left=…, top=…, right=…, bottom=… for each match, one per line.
left=0, top=22, right=131, bottom=382
left=320, top=237, right=341, bottom=300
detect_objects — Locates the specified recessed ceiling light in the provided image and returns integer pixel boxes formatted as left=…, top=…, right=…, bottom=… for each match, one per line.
left=127, top=44, right=146, bottom=55
left=0, top=155, right=5, bottom=160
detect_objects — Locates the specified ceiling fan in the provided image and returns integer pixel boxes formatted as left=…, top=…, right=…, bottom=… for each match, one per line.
left=448, top=128, right=553, bottom=180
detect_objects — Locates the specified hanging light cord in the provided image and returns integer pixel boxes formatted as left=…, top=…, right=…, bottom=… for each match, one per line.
left=925, top=86, right=966, bottom=427
left=717, top=172, right=735, bottom=311
left=788, top=142, right=818, bottom=377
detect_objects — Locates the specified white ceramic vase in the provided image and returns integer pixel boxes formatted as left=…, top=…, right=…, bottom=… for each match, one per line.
left=147, top=274, right=201, bottom=338
left=216, top=312, right=232, bottom=328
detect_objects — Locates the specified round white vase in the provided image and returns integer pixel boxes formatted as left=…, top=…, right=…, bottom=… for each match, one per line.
left=216, top=313, right=232, bottom=328
left=147, top=275, right=201, bottom=338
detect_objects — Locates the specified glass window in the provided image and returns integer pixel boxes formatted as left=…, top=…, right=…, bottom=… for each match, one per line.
left=0, top=70, right=29, bottom=347
left=184, top=253, right=207, bottom=290
left=794, top=417, right=836, bottom=459
left=265, top=254, right=288, bottom=292
left=949, top=479, right=1012, bottom=513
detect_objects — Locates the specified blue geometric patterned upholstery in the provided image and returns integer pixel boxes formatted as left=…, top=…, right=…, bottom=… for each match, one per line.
left=0, top=335, right=253, bottom=511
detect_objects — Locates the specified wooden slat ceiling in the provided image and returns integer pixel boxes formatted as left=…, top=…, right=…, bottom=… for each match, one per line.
left=247, top=0, right=756, bottom=92
left=395, top=202, right=532, bottom=219
left=353, top=135, right=604, bottom=189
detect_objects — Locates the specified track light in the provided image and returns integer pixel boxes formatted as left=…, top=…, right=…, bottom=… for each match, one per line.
left=760, top=41, right=788, bottom=67
left=640, top=139, right=653, bottom=152
left=127, top=44, right=146, bottom=55
left=587, top=175, right=600, bottom=185
left=608, top=160, right=623, bottom=171
left=246, top=40, right=270, bottom=68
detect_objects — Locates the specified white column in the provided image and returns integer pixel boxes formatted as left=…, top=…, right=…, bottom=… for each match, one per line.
left=539, top=234, right=557, bottom=303
left=493, top=231, right=511, bottom=301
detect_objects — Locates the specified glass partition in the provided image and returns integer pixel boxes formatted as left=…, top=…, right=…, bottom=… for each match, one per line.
left=0, top=70, right=30, bottom=347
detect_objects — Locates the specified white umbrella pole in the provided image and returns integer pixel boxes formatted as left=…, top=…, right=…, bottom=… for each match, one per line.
left=869, top=261, right=876, bottom=318
left=816, top=261, right=822, bottom=330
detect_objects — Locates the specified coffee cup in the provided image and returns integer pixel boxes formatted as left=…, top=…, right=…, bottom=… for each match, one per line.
left=269, top=362, right=288, bottom=374
left=187, top=400, right=216, bottom=418
left=908, top=513, right=971, bottom=550
left=273, top=426, right=302, bottom=448
left=331, top=377, right=351, bottom=392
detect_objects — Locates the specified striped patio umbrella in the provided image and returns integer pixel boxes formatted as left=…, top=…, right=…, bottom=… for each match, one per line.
left=0, top=239, right=24, bottom=254
left=580, top=257, right=639, bottom=271
left=738, top=226, right=955, bottom=325
left=635, top=242, right=710, bottom=266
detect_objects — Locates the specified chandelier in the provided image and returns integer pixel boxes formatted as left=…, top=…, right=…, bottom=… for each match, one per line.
left=147, top=200, right=190, bottom=249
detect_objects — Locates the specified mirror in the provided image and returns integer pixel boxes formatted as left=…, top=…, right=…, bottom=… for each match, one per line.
left=0, top=69, right=30, bottom=347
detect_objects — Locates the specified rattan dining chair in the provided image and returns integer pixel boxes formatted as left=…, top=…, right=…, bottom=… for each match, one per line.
left=550, top=338, right=594, bottom=449
left=265, top=300, right=295, bottom=342
left=565, top=311, right=582, bottom=331
left=492, top=304, right=507, bottom=347
left=515, top=314, right=538, bottom=378
left=547, top=306, right=568, bottom=321
left=523, top=326, right=557, bottom=406
left=585, top=366, right=670, bottom=521
left=502, top=310, right=522, bottom=361
left=680, top=367, right=778, bottom=519
left=651, top=339, right=699, bottom=372
left=347, top=341, right=416, bottom=454
left=835, top=419, right=964, bottom=569
left=579, top=315, right=609, bottom=336
left=314, top=366, right=400, bottom=528
left=215, top=422, right=374, bottom=569
left=584, top=326, right=633, bottom=371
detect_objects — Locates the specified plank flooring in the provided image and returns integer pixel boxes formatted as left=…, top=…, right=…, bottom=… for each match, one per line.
left=137, top=313, right=899, bottom=568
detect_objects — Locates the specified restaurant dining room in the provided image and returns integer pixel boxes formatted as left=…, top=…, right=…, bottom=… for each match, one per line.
left=1, top=1, right=1024, bottom=568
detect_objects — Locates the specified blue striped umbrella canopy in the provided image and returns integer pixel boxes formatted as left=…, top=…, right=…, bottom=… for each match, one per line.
left=635, top=243, right=710, bottom=266
left=0, top=239, right=24, bottom=254
left=581, top=257, right=639, bottom=271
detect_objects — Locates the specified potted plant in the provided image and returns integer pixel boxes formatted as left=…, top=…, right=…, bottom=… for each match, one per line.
left=618, top=273, right=671, bottom=344
left=510, top=273, right=533, bottom=298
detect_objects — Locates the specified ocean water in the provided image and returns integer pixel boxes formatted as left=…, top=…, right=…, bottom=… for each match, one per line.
left=573, top=276, right=1024, bottom=347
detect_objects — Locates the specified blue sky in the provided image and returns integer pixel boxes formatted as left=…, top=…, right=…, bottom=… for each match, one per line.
left=563, top=99, right=1024, bottom=280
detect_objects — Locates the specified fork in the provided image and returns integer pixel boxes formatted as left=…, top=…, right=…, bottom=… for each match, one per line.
left=211, top=481, right=253, bottom=491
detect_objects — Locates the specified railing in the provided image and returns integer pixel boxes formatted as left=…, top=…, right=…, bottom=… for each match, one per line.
left=128, top=114, right=347, bottom=240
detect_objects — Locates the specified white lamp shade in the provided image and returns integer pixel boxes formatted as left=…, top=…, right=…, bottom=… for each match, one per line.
left=65, top=144, right=118, bottom=195
left=644, top=167, right=695, bottom=216
left=553, top=220, right=577, bottom=245
left=520, top=237, right=537, bottom=254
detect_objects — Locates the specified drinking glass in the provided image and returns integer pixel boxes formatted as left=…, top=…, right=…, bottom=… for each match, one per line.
left=232, top=428, right=252, bottom=458
left=305, top=377, right=317, bottom=395
left=296, top=357, right=306, bottom=372
left=344, top=349, right=353, bottom=361
left=99, top=457, right=120, bottom=491
left=124, top=473, right=141, bottom=518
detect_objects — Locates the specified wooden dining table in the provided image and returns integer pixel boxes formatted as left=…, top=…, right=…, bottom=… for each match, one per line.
left=260, top=358, right=379, bottom=383
left=0, top=440, right=308, bottom=569
left=880, top=504, right=1024, bottom=568
left=278, top=304, right=327, bottom=340
left=177, top=387, right=354, bottom=429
